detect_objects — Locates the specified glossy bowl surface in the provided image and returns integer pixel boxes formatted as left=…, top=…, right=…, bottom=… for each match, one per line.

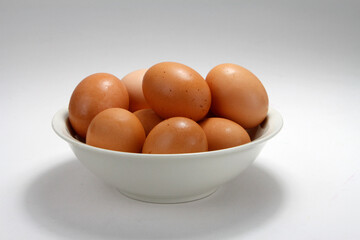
left=52, top=107, right=282, bottom=203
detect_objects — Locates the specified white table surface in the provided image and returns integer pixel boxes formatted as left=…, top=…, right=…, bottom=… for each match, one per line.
left=1, top=0, right=359, bottom=239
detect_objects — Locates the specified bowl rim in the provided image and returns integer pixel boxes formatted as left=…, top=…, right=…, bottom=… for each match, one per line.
left=52, top=107, right=283, bottom=158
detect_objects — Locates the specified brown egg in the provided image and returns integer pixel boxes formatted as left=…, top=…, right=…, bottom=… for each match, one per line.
left=206, top=63, right=268, bottom=128
left=86, top=108, right=145, bottom=152
left=199, top=117, right=251, bottom=151
left=142, top=62, right=211, bottom=121
left=69, top=73, right=129, bottom=138
left=134, top=108, right=163, bottom=136
left=121, top=69, right=150, bottom=112
left=142, top=117, right=208, bottom=154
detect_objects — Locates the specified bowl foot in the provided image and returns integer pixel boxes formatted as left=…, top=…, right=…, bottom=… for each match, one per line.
left=118, top=188, right=218, bottom=204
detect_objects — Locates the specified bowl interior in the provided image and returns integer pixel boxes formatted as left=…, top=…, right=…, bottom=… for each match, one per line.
left=52, top=107, right=283, bottom=156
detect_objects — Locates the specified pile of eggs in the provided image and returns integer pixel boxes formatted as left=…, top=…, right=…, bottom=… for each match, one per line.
left=68, top=62, right=268, bottom=154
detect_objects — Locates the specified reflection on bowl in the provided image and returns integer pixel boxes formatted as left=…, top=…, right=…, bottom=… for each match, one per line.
left=52, top=107, right=283, bottom=203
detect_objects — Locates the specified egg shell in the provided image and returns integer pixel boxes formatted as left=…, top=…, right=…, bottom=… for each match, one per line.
left=142, top=62, right=211, bottom=121
left=134, top=108, right=163, bottom=136
left=206, top=63, right=268, bottom=128
left=121, top=69, right=150, bottom=112
left=86, top=108, right=145, bottom=153
left=142, top=117, right=208, bottom=154
left=199, top=117, right=251, bottom=151
left=69, top=73, right=129, bottom=138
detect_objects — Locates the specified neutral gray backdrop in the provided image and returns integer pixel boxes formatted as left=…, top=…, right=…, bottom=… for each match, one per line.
left=1, top=0, right=359, bottom=239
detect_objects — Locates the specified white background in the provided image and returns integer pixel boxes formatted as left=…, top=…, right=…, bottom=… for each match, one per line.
left=1, top=0, right=359, bottom=239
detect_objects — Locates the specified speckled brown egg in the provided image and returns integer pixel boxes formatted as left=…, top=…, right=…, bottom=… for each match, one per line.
left=86, top=108, right=145, bottom=152
left=134, top=108, right=163, bottom=136
left=142, top=117, right=208, bottom=154
left=142, top=62, right=211, bottom=121
left=121, top=69, right=150, bottom=112
left=199, top=117, right=251, bottom=151
left=69, top=73, right=129, bottom=138
left=206, top=63, right=268, bottom=128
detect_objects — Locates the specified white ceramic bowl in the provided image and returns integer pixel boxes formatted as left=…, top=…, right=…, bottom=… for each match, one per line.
left=52, top=107, right=283, bottom=203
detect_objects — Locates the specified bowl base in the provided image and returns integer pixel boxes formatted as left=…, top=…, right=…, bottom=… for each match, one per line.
left=118, top=188, right=218, bottom=204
